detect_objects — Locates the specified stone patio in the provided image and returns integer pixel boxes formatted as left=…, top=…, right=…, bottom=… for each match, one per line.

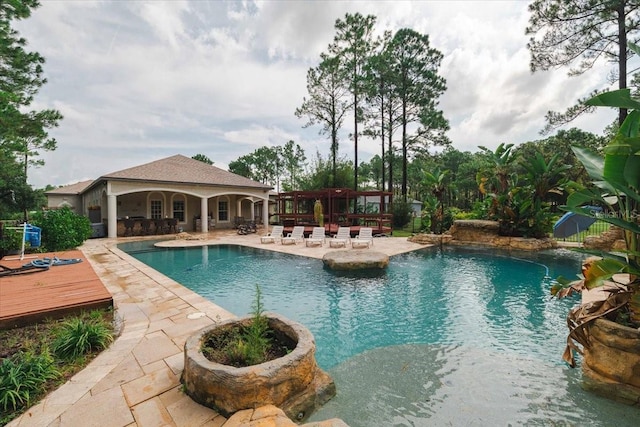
left=7, top=230, right=427, bottom=426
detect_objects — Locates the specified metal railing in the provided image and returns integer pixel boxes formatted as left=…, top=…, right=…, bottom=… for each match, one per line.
left=553, top=219, right=610, bottom=243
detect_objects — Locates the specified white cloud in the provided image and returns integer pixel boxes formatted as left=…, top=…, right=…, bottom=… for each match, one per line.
left=15, top=0, right=617, bottom=188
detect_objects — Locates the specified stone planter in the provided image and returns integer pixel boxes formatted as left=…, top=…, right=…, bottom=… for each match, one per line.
left=182, top=312, right=336, bottom=421
left=581, top=318, right=640, bottom=405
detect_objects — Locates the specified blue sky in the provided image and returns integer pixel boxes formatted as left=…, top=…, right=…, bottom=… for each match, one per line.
left=18, top=0, right=616, bottom=188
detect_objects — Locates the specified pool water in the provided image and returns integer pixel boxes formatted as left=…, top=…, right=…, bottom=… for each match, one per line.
left=119, top=242, right=639, bottom=426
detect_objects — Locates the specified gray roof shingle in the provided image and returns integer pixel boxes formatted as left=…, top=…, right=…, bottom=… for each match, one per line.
left=46, top=180, right=95, bottom=195
left=100, top=155, right=272, bottom=190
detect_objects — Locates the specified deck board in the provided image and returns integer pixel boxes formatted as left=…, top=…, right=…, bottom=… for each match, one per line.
left=0, top=250, right=113, bottom=329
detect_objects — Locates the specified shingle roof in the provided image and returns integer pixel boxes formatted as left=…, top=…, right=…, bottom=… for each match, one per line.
left=46, top=180, right=95, bottom=195
left=100, top=155, right=272, bottom=190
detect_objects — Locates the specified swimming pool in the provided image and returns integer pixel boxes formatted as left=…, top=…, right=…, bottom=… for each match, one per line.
left=119, top=242, right=639, bottom=426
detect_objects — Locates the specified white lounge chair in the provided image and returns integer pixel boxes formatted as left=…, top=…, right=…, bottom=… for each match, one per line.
left=282, top=226, right=305, bottom=245
left=260, top=225, right=284, bottom=244
left=329, top=226, right=351, bottom=248
left=352, top=227, right=373, bottom=248
left=305, top=227, right=326, bottom=247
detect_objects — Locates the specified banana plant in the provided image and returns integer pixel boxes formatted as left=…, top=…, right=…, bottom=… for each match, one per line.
left=551, top=86, right=640, bottom=367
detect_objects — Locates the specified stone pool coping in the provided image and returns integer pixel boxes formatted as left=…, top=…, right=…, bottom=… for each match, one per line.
left=7, top=230, right=426, bottom=426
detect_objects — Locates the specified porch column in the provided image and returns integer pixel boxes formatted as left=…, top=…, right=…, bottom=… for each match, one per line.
left=236, top=199, right=242, bottom=219
left=107, top=194, right=117, bottom=238
left=201, top=197, right=208, bottom=233
left=262, top=196, right=269, bottom=228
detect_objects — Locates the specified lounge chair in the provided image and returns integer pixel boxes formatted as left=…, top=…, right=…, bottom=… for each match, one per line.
left=282, top=226, right=305, bottom=245
left=352, top=227, right=374, bottom=248
left=261, top=225, right=284, bottom=244
left=329, top=226, right=351, bottom=248
left=306, top=227, right=326, bottom=247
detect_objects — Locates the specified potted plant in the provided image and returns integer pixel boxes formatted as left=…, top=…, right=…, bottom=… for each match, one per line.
left=181, top=286, right=335, bottom=421
left=551, top=70, right=640, bottom=404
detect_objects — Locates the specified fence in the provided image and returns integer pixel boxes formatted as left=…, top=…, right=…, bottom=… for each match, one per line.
left=552, top=219, right=610, bottom=243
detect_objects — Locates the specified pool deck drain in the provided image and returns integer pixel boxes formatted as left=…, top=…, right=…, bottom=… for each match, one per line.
left=6, top=230, right=427, bottom=427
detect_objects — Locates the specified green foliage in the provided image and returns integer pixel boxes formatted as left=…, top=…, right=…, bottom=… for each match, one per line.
left=0, top=226, right=23, bottom=251
left=421, top=167, right=450, bottom=234
left=295, top=55, right=348, bottom=188
left=526, top=0, right=640, bottom=131
left=191, top=154, right=213, bottom=165
left=30, top=207, right=92, bottom=251
left=229, top=141, right=306, bottom=191
left=392, top=200, right=412, bottom=228
left=236, top=285, right=271, bottom=366
left=298, top=151, right=354, bottom=190
left=552, top=82, right=640, bottom=366
left=0, top=348, right=59, bottom=417
left=0, top=0, right=62, bottom=203
left=386, top=28, right=449, bottom=197
left=477, top=142, right=567, bottom=238
left=204, top=285, right=272, bottom=367
left=52, top=315, right=114, bottom=360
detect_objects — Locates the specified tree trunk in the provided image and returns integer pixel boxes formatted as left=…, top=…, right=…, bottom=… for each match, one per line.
left=401, top=99, right=408, bottom=202
left=618, top=2, right=628, bottom=125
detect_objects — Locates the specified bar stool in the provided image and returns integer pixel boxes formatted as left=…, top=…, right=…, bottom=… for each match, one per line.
left=167, top=218, right=178, bottom=233
left=123, top=218, right=135, bottom=236
left=154, top=219, right=165, bottom=234
left=141, top=219, right=152, bottom=235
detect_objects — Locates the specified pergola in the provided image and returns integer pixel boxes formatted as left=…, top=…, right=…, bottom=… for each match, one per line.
left=274, top=188, right=393, bottom=236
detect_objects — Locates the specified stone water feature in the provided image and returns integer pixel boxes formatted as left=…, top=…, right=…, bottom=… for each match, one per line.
left=408, top=220, right=557, bottom=251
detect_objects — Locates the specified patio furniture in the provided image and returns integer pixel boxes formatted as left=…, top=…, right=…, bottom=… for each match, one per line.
left=123, top=218, right=135, bottom=236
left=329, top=226, right=351, bottom=248
left=167, top=218, right=178, bottom=233
left=140, top=219, right=152, bottom=235
left=261, top=225, right=284, bottom=244
left=154, top=219, right=166, bottom=234
left=282, top=226, right=305, bottom=245
left=352, top=227, right=374, bottom=248
left=305, top=227, right=326, bottom=247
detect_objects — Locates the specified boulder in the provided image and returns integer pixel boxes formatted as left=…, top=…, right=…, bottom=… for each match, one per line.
left=582, top=318, right=640, bottom=405
left=407, top=234, right=453, bottom=245
left=448, top=220, right=557, bottom=251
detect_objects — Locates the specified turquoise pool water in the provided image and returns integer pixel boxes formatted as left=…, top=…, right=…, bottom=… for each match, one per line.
left=119, top=242, right=639, bottom=426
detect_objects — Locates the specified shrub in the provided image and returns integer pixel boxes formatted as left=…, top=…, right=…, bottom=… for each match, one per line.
left=0, top=227, right=24, bottom=253
left=392, top=200, right=413, bottom=228
left=31, top=207, right=92, bottom=251
left=203, top=285, right=275, bottom=367
left=0, top=348, right=59, bottom=416
left=52, top=315, right=114, bottom=360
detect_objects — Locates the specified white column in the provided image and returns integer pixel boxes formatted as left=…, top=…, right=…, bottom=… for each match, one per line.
left=201, top=197, right=208, bottom=233
left=107, top=194, right=117, bottom=238
left=262, top=196, right=269, bottom=228
left=236, top=199, right=242, bottom=219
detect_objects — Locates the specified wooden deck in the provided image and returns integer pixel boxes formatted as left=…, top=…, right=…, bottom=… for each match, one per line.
left=0, top=250, right=113, bottom=329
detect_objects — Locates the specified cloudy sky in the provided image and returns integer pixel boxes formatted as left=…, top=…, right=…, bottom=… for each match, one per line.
left=18, top=0, right=618, bottom=189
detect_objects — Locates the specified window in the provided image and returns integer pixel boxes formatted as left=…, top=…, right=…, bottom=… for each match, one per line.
left=218, top=200, right=228, bottom=221
left=150, top=200, right=163, bottom=219
left=173, top=199, right=185, bottom=222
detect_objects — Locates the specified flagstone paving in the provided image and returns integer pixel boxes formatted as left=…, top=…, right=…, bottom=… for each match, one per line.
left=7, top=230, right=427, bottom=426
